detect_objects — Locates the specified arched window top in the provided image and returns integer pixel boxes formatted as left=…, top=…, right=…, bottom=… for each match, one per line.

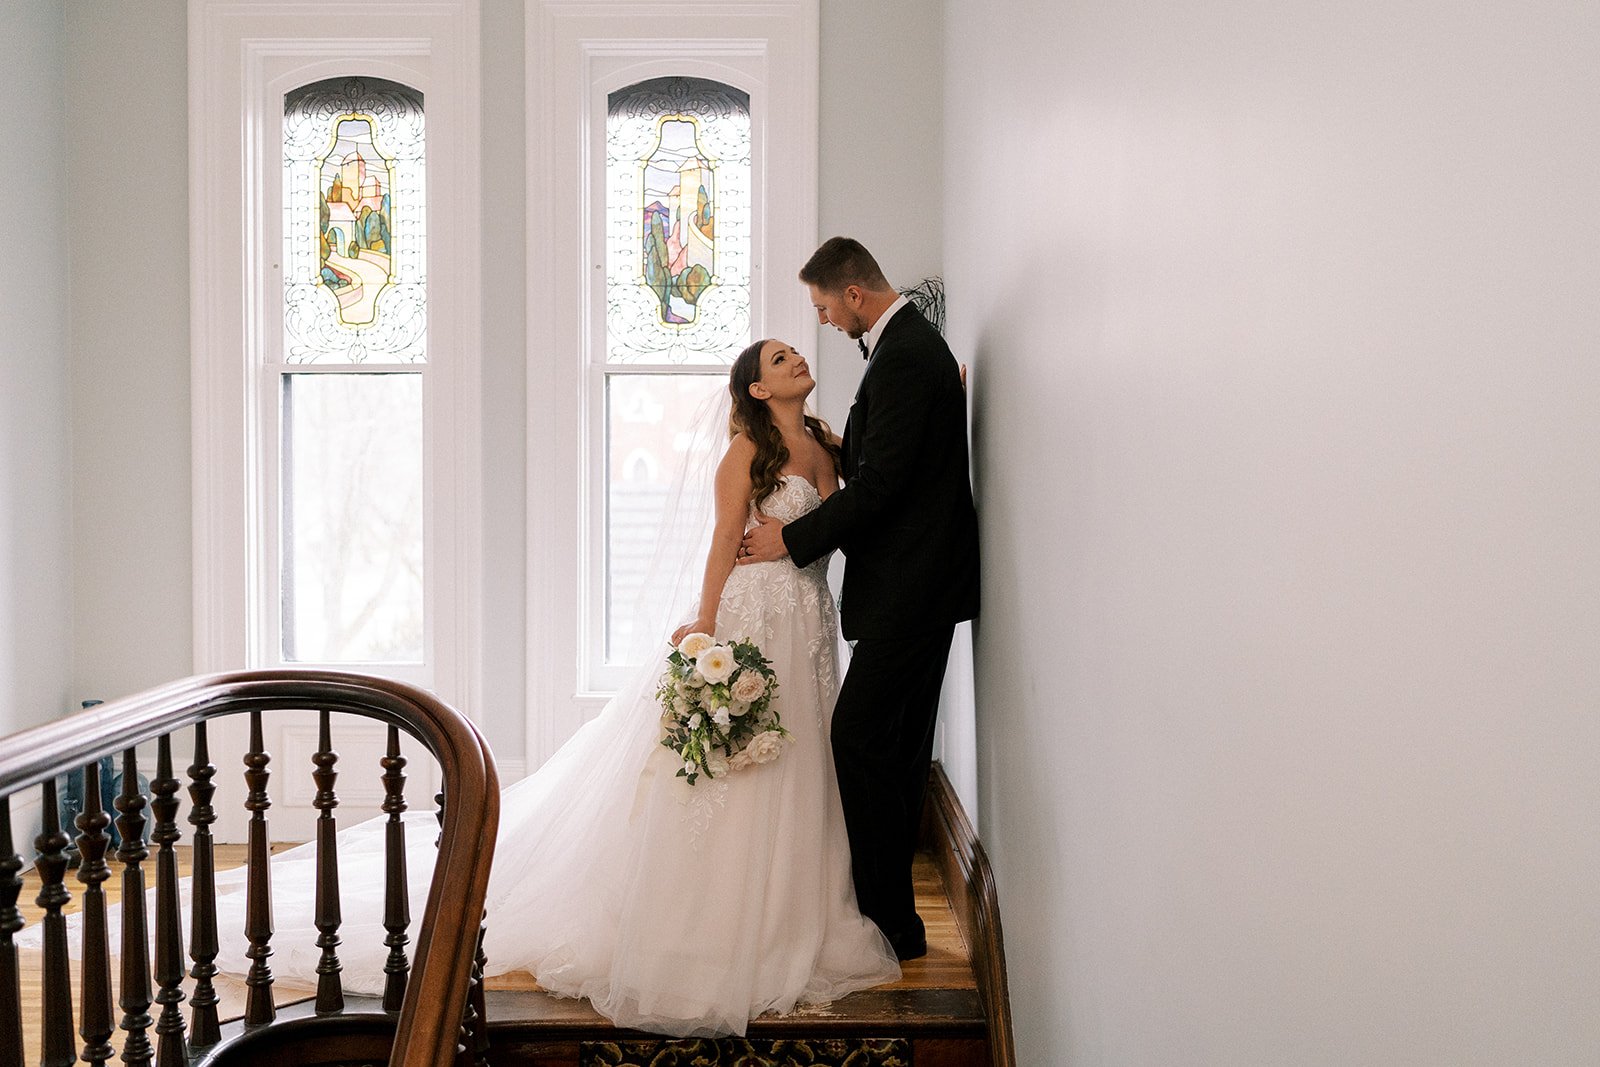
left=605, top=77, right=751, bottom=365
left=605, top=76, right=749, bottom=121
left=283, top=77, right=426, bottom=364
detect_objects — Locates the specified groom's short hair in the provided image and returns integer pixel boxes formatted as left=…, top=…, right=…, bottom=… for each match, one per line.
left=800, top=237, right=891, bottom=293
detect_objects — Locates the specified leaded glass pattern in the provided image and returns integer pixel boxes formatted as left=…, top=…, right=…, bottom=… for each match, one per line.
left=284, top=78, right=426, bottom=364
left=606, top=78, right=750, bottom=365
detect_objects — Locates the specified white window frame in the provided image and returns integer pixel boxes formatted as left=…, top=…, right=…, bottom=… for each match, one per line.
left=190, top=1, right=481, bottom=838
left=525, top=1, right=818, bottom=770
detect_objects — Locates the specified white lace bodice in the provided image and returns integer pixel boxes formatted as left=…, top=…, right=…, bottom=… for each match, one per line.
left=721, top=475, right=835, bottom=631
left=714, top=473, right=839, bottom=722
left=743, top=474, right=832, bottom=580
left=750, top=472, right=824, bottom=524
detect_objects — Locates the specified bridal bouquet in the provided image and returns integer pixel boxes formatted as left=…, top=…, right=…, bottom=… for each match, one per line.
left=657, top=632, right=789, bottom=785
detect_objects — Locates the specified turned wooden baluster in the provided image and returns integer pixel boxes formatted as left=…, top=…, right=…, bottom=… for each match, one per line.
left=1, top=796, right=25, bottom=1067
left=243, top=710, right=276, bottom=1025
left=380, top=724, right=410, bottom=1012
left=115, top=748, right=154, bottom=1067
left=468, top=917, right=490, bottom=1067
left=453, top=918, right=483, bottom=1067
left=186, top=722, right=222, bottom=1047
left=75, top=761, right=116, bottom=1067
left=150, top=736, right=188, bottom=1067
left=312, top=709, right=344, bottom=1013
left=35, top=780, right=76, bottom=1067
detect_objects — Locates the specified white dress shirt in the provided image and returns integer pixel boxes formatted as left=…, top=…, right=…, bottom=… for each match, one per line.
left=860, top=293, right=909, bottom=362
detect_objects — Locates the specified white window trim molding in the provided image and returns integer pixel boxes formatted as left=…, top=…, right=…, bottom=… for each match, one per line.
left=524, top=0, right=819, bottom=771
left=189, top=0, right=482, bottom=722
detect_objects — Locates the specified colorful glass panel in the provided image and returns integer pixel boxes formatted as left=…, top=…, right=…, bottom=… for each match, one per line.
left=606, top=78, right=750, bottom=365
left=284, top=79, right=426, bottom=364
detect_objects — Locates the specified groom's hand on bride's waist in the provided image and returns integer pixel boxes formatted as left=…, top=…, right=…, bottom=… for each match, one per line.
left=738, top=513, right=789, bottom=565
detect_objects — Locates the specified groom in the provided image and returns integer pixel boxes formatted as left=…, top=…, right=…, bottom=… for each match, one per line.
left=740, top=237, right=980, bottom=961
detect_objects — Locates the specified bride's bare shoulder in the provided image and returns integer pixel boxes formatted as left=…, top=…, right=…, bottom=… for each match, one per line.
left=714, top=433, right=756, bottom=493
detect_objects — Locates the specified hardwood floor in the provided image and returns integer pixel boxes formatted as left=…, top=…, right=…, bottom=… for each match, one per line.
left=12, top=844, right=975, bottom=1063
left=12, top=843, right=308, bottom=1066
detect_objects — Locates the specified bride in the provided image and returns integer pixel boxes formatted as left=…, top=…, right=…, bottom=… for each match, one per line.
left=211, top=337, right=901, bottom=1037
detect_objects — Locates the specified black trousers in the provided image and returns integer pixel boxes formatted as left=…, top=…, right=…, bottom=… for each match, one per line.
left=830, top=625, right=955, bottom=942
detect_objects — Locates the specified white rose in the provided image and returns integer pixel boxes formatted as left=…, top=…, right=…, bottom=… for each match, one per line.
left=689, top=671, right=706, bottom=687
left=730, top=671, right=767, bottom=704
left=742, top=730, right=787, bottom=765
left=705, top=754, right=730, bottom=779
left=729, top=700, right=751, bottom=718
left=727, top=748, right=754, bottom=771
left=698, top=645, right=735, bottom=684
left=677, top=632, right=715, bottom=659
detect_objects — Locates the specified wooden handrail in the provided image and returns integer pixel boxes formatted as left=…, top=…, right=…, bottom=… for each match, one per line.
left=0, top=670, right=499, bottom=1067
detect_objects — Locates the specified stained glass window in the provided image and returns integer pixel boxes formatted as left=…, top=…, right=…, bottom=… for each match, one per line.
left=598, top=77, right=750, bottom=663
left=280, top=77, right=426, bottom=665
left=606, top=78, right=750, bottom=365
left=284, top=78, right=426, bottom=364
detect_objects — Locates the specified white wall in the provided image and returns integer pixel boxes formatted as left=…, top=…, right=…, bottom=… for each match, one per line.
left=815, top=0, right=945, bottom=426
left=946, top=0, right=1600, bottom=1062
left=0, top=0, right=74, bottom=736
left=66, top=3, right=194, bottom=703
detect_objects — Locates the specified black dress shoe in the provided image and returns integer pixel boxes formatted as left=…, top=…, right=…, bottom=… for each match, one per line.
left=887, top=928, right=927, bottom=961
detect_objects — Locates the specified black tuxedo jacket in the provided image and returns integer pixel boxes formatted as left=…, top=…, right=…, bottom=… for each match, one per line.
left=783, top=303, right=980, bottom=641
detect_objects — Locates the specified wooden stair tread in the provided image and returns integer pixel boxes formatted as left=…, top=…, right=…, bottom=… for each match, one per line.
left=484, top=986, right=986, bottom=1037
left=484, top=981, right=983, bottom=1038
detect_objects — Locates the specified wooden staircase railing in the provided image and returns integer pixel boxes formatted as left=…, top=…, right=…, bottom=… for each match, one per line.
left=0, top=670, right=498, bottom=1067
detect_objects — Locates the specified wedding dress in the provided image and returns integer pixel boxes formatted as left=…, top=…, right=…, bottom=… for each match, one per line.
left=205, top=473, right=901, bottom=1037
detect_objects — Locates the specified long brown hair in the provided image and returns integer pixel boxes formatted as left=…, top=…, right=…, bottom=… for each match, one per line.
left=729, top=339, right=843, bottom=508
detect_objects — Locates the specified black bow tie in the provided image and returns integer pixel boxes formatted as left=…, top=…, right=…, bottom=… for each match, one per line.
left=858, top=338, right=870, bottom=360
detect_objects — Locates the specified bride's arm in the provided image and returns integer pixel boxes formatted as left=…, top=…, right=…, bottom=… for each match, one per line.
left=670, top=435, right=756, bottom=646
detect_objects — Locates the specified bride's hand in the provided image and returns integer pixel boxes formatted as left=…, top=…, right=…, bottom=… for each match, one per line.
left=671, top=618, right=716, bottom=647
